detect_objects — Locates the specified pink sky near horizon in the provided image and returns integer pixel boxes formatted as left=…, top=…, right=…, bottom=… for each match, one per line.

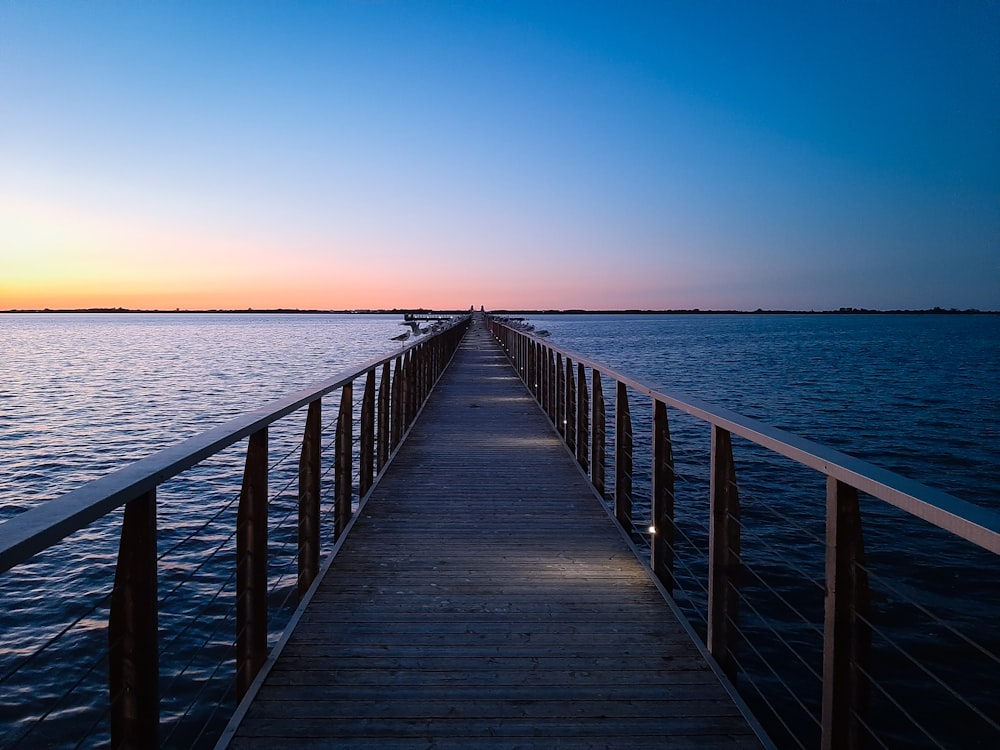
left=1, top=182, right=718, bottom=311
left=1, top=256, right=712, bottom=312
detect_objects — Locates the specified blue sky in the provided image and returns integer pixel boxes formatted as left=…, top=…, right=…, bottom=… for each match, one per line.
left=1, top=1, right=997, bottom=310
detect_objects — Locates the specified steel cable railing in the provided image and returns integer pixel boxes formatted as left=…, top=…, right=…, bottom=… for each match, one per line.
left=724, top=616, right=818, bottom=750
left=849, top=707, right=892, bottom=750
left=0, top=581, right=111, bottom=688
left=712, top=493, right=825, bottom=747
left=12, top=607, right=112, bottom=748
left=860, top=561, right=1000, bottom=669
left=0, top=568, right=116, bottom=746
left=855, top=601, right=1000, bottom=738
left=853, top=659, right=943, bottom=748
left=730, top=556, right=824, bottom=676
left=159, top=509, right=244, bottom=746
left=726, top=583, right=823, bottom=715
left=159, top=571, right=237, bottom=747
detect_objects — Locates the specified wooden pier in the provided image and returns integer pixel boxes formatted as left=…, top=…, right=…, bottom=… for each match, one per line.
left=5, top=312, right=998, bottom=748
left=220, top=317, right=767, bottom=748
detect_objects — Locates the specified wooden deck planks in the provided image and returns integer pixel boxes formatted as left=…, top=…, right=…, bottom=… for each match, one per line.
left=224, top=318, right=766, bottom=749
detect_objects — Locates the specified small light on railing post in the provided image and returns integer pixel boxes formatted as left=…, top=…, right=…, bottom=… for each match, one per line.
left=648, top=525, right=657, bottom=535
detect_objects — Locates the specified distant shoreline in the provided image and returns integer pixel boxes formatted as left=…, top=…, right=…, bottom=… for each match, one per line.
left=491, top=307, right=999, bottom=316
left=2, top=306, right=997, bottom=315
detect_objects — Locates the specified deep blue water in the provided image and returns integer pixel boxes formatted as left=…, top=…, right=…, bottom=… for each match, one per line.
left=1, top=312, right=998, bottom=748
left=530, top=313, right=1000, bottom=509
left=528, top=312, right=1000, bottom=749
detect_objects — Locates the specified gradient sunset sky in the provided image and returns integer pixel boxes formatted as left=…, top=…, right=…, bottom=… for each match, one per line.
left=1, top=1, right=997, bottom=311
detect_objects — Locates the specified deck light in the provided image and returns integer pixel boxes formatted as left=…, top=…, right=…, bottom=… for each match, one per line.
left=648, top=525, right=656, bottom=535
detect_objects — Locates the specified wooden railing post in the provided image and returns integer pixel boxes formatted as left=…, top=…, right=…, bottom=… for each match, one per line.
left=421, top=342, right=431, bottom=401
left=430, top=338, right=438, bottom=390
left=576, top=362, right=589, bottom=471
left=541, top=346, right=547, bottom=415
left=237, top=428, right=268, bottom=699
left=390, top=357, right=403, bottom=450
left=429, top=339, right=437, bottom=391
left=402, top=351, right=414, bottom=431
left=652, top=399, right=675, bottom=590
left=536, top=343, right=543, bottom=403
left=428, top=339, right=438, bottom=387
left=432, top=336, right=441, bottom=388
left=592, top=371, right=606, bottom=495
left=526, top=339, right=532, bottom=392
left=542, top=347, right=550, bottom=416
left=408, top=348, right=418, bottom=424
left=545, top=347, right=559, bottom=432
left=822, top=478, right=872, bottom=750
left=109, top=489, right=159, bottom=748
left=552, top=350, right=558, bottom=420
left=517, top=334, right=532, bottom=384
left=416, top=344, right=426, bottom=405
left=410, top=345, right=420, bottom=411
left=377, top=362, right=390, bottom=471
left=525, top=340, right=532, bottom=393
left=530, top=342, right=538, bottom=401
left=298, top=400, right=321, bottom=598
left=360, top=370, right=376, bottom=497
left=554, top=352, right=563, bottom=431
left=335, top=384, right=353, bottom=539
left=417, top=343, right=426, bottom=406
left=539, top=346, right=547, bottom=414
left=615, top=381, right=633, bottom=528
left=565, top=358, right=577, bottom=452
left=538, top=344, right=552, bottom=412
left=708, top=425, right=740, bottom=678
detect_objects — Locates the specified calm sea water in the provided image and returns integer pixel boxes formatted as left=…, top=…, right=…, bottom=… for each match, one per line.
left=530, top=313, right=1000, bottom=509
left=0, top=313, right=408, bottom=523
left=1, top=312, right=998, bottom=748
left=0, top=313, right=409, bottom=747
left=531, top=312, right=1000, bottom=749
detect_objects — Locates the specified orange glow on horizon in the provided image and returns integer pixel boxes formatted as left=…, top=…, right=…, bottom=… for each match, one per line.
left=1, top=189, right=710, bottom=312
left=0, top=240, right=709, bottom=312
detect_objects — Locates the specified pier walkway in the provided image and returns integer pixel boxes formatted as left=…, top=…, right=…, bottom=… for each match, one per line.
left=221, top=317, right=766, bottom=748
